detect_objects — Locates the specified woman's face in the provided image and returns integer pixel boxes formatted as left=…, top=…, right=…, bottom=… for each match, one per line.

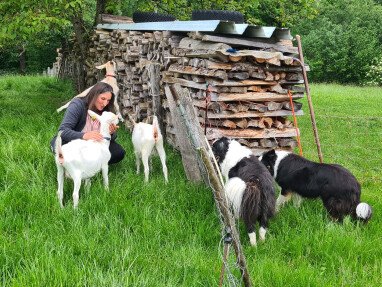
left=95, top=92, right=112, bottom=111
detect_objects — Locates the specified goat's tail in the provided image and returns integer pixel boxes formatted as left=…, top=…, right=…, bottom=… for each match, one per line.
left=56, top=86, right=92, bottom=113
left=56, top=101, right=70, bottom=113
left=152, top=115, right=160, bottom=142
left=55, top=131, right=64, bottom=165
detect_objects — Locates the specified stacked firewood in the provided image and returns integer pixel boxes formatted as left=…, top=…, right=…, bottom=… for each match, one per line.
left=86, top=29, right=181, bottom=124
left=162, top=32, right=305, bottom=154
left=81, top=27, right=305, bottom=155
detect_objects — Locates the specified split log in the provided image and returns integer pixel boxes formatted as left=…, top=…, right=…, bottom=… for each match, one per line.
left=258, top=117, right=273, bottom=129
left=236, top=118, right=248, bottom=129
left=278, top=138, right=297, bottom=148
left=273, top=119, right=284, bottom=129
left=168, top=64, right=228, bottom=80
left=266, top=101, right=284, bottom=111
left=260, top=138, right=277, bottom=148
left=227, top=72, right=250, bottom=80
left=179, top=37, right=232, bottom=51
left=247, top=119, right=259, bottom=128
left=283, top=101, right=303, bottom=111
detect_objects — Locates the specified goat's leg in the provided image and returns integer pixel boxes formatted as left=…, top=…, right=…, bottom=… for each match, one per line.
left=56, top=165, right=65, bottom=208
left=113, top=97, right=124, bottom=122
left=84, top=179, right=91, bottom=192
left=141, top=149, right=150, bottom=183
left=72, top=174, right=82, bottom=209
left=101, top=164, right=109, bottom=191
left=156, top=142, right=168, bottom=183
left=134, top=151, right=141, bottom=174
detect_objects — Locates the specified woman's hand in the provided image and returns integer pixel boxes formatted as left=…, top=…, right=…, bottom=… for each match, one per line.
left=83, top=131, right=103, bottom=141
left=109, top=123, right=119, bottom=134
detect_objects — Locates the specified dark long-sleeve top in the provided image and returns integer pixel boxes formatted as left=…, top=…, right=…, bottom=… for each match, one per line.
left=58, top=98, right=88, bottom=144
left=57, top=98, right=116, bottom=145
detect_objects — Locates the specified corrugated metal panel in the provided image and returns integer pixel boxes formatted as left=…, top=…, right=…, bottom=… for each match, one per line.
left=97, top=20, right=245, bottom=34
left=97, top=20, right=292, bottom=40
left=243, top=26, right=276, bottom=38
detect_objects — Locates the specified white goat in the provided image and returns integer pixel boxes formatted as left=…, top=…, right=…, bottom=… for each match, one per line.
left=55, top=110, right=119, bottom=208
left=130, top=115, right=168, bottom=183
left=56, top=61, right=123, bottom=121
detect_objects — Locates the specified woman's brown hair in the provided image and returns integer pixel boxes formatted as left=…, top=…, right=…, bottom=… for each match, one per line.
left=83, top=82, right=115, bottom=113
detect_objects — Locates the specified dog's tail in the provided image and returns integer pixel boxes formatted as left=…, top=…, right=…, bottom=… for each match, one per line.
left=241, top=182, right=262, bottom=230
left=355, top=202, right=372, bottom=222
left=152, top=115, right=160, bottom=143
left=55, top=131, right=64, bottom=165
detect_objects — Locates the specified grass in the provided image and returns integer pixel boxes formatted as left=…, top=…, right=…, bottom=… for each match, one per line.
left=0, top=76, right=381, bottom=286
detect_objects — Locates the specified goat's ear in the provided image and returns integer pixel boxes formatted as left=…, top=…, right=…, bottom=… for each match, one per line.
left=95, top=63, right=106, bottom=70
left=88, top=110, right=100, bottom=121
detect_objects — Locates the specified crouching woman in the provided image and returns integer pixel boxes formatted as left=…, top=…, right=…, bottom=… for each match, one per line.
left=50, top=82, right=125, bottom=164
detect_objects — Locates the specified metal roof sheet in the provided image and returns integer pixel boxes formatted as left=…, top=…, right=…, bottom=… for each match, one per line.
left=97, top=20, right=292, bottom=40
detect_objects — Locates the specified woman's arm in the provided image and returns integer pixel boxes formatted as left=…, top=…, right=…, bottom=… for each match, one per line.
left=59, top=99, right=85, bottom=143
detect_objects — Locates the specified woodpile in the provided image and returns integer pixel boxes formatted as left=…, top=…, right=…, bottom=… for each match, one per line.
left=72, top=24, right=306, bottom=155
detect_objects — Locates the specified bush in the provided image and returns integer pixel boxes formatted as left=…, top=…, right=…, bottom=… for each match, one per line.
left=365, top=57, right=382, bottom=86
left=293, top=0, right=382, bottom=84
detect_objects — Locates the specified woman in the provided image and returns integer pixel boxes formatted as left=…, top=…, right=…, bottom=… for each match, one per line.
left=50, top=82, right=125, bottom=164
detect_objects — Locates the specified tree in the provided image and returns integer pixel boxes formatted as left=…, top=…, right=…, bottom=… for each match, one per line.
left=0, top=0, right=96, bottom=86
left=0, top=0, right=71, bottom=73
left=293, top=0, right=382, bottom=84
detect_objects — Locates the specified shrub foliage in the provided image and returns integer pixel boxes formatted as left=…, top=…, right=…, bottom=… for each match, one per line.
left=293, top=0, right=382, bottom=84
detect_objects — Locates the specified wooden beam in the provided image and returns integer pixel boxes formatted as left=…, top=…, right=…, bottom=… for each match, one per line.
left=163, top=75, right=277, bottom=88
left=190, top=32, right=298, bottom=54
left=205, top=127, right=298, bottom=139
left=192, top=101, right=304, bottom=118
left=216, top=92, right=304, bottom=102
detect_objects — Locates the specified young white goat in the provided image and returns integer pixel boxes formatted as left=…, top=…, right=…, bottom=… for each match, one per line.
left=56, top=61, right=123, bottom=121
left=130, top=115, right=168, bottom=183
left=55, top=110, right=119, bottom=208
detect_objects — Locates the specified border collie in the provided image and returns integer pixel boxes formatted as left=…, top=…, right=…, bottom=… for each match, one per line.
left=212, top=137, right=276, bottom=246
left=259, top=150, right=372, bottom=222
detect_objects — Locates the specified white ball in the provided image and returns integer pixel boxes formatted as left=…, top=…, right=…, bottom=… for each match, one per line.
left=356, top=202, right=372, bottom=220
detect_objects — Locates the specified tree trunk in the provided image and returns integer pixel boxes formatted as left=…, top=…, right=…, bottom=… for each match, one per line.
left=19, top=45, right=26, bottom=75
left=94, top=0, right=107, bottom=26
left=71, top=10, right=88, bottom=92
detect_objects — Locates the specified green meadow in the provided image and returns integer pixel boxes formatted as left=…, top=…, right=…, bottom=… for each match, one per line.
left=0, top=76, right=381, bottom=286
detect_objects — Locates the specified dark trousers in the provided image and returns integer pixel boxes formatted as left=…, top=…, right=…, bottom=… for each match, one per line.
left=50, top=137, right=125, bottom=165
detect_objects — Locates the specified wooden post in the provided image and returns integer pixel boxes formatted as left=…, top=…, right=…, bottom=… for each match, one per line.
left=168, top=83, right=252, bottom=287
left=148, top=63, right=165, bottom=134
left=164, top=84, right=203, bottom=182
left=296, top=35, right=323, bottom=163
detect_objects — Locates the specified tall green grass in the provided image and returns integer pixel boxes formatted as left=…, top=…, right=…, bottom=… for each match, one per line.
left=0, top=76, right=381, bottom=286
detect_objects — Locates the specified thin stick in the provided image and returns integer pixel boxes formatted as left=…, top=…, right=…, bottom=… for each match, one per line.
left=199, top=147, right=252, bottom=287
left=288, top=90, right=303, bottom=156
left=296, top=35, right=323, bottom=163
left=219, top=243, right=230, bottom=287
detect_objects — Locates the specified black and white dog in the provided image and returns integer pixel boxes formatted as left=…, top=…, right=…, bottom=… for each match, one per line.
left=259, top=150, right=372, bottom=222
left=212, top=137, right=276, bottom=246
